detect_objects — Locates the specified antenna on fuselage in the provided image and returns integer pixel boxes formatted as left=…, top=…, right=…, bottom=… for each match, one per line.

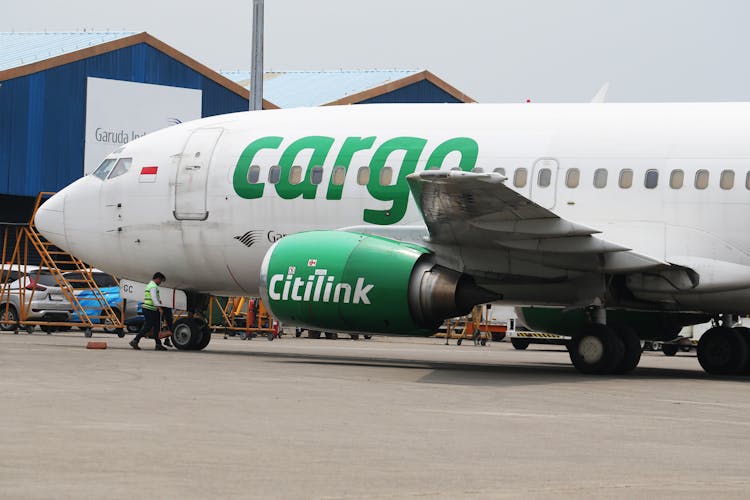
left=250, top=0, right=264, bottom=111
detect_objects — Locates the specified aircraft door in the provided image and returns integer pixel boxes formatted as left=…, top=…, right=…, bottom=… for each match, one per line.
left=530, top=158, right=559, bottom=209
left=174, top=128, right=223, bottom=221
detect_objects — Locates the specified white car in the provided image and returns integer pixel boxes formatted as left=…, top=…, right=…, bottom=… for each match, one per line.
left=0, top=265, right=73, bottom=333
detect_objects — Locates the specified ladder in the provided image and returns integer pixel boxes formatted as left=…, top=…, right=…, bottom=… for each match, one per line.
left=0, top=193, right=123, bottom=333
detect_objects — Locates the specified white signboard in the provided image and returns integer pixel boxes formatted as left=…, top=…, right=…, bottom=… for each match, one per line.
left=84, top=77, right=202, bottom=175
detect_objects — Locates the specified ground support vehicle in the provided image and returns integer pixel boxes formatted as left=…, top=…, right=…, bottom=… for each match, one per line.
left=209, top=296, right=279, bottom=341
left=293, top=328, right=369, bottom=340
left=436, top=305, right=508, bottom=345
left=643, top=337, right=697, bottom=356
left=506, top=318, right=570, bottom=350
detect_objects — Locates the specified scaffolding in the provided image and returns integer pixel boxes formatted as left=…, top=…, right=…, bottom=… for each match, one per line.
left=0, top=192, right=124, bottom=335
left=208, top=295, right=278, bottom=340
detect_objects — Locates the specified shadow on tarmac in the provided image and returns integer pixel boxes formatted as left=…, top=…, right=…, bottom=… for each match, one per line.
left=193, top=345, right=750, bottom=387
left=17, top=333, right=749, bottom=387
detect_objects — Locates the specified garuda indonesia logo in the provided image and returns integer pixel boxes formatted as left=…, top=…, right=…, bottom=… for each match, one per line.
left=234, top=230, right=264, bottom=247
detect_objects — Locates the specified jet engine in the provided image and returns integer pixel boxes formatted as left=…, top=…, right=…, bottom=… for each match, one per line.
left=259, top=231, right=496, bottom=335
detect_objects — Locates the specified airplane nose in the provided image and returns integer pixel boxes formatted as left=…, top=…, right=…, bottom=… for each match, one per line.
left=34, top=193, right=69, bottom=250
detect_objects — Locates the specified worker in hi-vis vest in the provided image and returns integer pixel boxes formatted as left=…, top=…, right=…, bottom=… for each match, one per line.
left=130, top=272, right=169, bottom=351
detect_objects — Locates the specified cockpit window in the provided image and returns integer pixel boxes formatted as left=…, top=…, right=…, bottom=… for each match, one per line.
left=108, top=158, right=132, bottom=179
left=92, top=158, right=117, bottom=180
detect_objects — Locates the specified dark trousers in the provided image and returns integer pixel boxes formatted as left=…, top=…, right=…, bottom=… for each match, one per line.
left=133, top=308, right=162, bottom=346
left=162, top=307, right=174, bottom=330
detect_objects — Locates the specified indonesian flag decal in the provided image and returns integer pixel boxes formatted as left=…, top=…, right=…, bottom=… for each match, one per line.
left=139, top=166, right=158, bottom=183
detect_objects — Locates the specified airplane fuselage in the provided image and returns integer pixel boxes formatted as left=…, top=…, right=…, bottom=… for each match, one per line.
left=36, top=103, right=750, bottom=314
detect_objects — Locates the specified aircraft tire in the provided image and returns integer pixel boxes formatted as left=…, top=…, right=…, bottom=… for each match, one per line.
left=732, top=327, right=750, bottom=373
left=511, top=338, right=530, bottom=350
left=568, top=324, right=623, bottom=375
left=697, top=326, right=748, bottom=375
left=611, top=325, right=641, bottom=374
left=172, top=317, right=202, bottom=350
left=308, top=330, right=321, bottom=339
left=195, top=322, right=212, bottom=350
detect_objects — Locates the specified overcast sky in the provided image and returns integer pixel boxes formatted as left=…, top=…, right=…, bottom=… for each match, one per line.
left=3, top=0, right=750, bottom=103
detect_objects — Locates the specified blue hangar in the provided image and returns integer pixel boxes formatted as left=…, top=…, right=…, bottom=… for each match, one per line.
left=1, top=31, right=474, bottom=223
left=0, top=31, right=268, bottom=221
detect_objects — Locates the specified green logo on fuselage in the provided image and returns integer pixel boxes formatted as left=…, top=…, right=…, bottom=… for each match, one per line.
left=233, top=135, right=479, bottom=225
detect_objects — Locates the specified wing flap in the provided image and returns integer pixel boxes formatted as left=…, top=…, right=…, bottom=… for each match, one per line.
left=406, top=170, right=666, bottom=271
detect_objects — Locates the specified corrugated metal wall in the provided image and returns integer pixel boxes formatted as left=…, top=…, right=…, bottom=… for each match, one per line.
left=359, top=80, right=462, bottom=105
left=0, top=43, right=248, bottom=197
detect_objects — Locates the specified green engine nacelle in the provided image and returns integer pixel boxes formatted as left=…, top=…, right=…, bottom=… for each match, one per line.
left=260, top=231, right=494, bottom=335
left=517, top=307, right=711, bottom=341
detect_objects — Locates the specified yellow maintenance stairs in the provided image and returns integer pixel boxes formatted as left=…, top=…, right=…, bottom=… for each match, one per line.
left=0, top=193, right=124, bottom=336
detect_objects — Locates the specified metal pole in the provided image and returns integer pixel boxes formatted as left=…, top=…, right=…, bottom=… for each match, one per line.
left=250, top=0, right=264, bottom=111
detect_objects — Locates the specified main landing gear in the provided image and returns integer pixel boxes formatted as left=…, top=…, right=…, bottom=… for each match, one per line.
left=568, top=309, right=750, bottom=376
left=696, top=324, right=750, bottom=375
left=567, top=321, right=642, bottom=375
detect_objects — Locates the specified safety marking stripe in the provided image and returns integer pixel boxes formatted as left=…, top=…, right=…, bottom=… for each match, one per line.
left=514, top=332, right=565, bottom=338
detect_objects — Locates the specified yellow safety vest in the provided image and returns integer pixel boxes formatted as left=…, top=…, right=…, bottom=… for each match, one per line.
left=143, top=281, right=159, bottom=311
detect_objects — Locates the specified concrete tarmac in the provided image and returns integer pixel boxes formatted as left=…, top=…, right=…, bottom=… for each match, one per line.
left=1, top=332, right=749, bottom=499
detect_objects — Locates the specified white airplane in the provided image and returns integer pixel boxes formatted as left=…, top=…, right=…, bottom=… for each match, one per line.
left=34, top=102, right=750, bottom=375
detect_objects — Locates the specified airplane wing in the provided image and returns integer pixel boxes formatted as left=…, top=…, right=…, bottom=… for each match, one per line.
left=405, top=170, right=666, bottom=273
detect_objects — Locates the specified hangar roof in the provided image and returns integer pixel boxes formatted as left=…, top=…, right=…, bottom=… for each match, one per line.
left=0, top=31, right=278, bottom=109
left=222, top=69, right=474, bottom=107
left=0, top=31, right=137, bottom=71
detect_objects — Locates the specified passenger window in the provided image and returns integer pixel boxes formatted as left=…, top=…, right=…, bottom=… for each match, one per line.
left=357, top=166, right=370, bottom=185
left=565, top=168, right=580, bottom=188
left=720, top=170, right=735, bottom=190
left=593, top=168, right=608, bottom=188
left=513, top=168, right=528, bottom=188
left=695, top=170, right=709, bottom=190
left=289, top=166, right=302, bottom=185
left=537, top=168, right=551, bottom=187
left=268, top=165, right=281, bottom=184
left=644, top=169, right=659, bottom=189
left=92, top=158, right=117, bottom=180
left=669, top=170, right=684, bottom=189
left=310, top=166, right=324, bottom=185
left=619, top=169, right=633, bottom=189
left=247, top=165, right=261, bottom=184
left=380, top=167, right=393, bottom=186
left=332, top=166, right=346, bottom=186
left=493, top=167, right=506, bottom=177
left=108, top=158, right=132, bottom=179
